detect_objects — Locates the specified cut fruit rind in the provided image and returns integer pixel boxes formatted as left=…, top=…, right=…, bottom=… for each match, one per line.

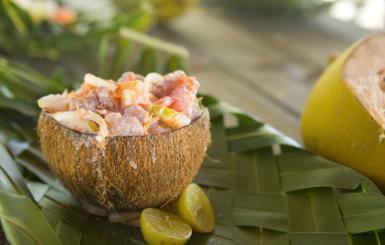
left=301, top=34, right=385, bottom=191
left=140, top=208, right=192, bottom=245
left=177, top=183, right=215, bottom=233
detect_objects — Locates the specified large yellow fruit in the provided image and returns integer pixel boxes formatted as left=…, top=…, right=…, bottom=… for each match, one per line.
left=301, top=34, right=385, bottom=191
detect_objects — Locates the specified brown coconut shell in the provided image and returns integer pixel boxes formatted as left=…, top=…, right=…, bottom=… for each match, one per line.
left=37, top=109, right=211, bottom=211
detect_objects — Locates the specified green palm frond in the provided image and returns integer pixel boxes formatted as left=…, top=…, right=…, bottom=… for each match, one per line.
left=1, top=0, right=27, bottom=35
left=98, top=27, right=188, bottom=79
left=0, top=0, right=155, bottom=59
left=0, top=25, right=188, bottom=121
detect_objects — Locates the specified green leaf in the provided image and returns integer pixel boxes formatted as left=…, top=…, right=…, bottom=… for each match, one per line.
left=232, top=193, right=289, bottom=231
left=277, top=148, right=369, bottom=192
left=7, top=142, right=67, bottom=193
left=227, top=125, right=297, bottom=153
left=199, top=93, right=220, bottom=107
left=98, top=35, right=112, bottom=78
left=232, top=112, right=264, bottom=128
left=351, top=232, right=383, bottom=245
left=205, top=115, right=230, bottom=165
left=135, top=48, right=158, bottom=75
left=110, top=36, right=133, bottom=79
left=120, top=28, right=189, bottom=59
left=1, top=0, right=26, bottom=35
left=0, top=124, right=18, bottom=144
left=0, top=144, right=33, bottom=198
left=113, top=10, right=152, bottom=32
left=163, top=55, right=186, bottom=73
left=0, top=191, right=60, bottom=245
left=5, top=59, right=61, bottom=91
left=235, top=149, right=281, bottom=194
left=286, top=188, right=345, bottom=233
left=8, top=122, right=36, bottom=142
left=289, top=233, right=350, bottom=245
left=338, top=192, right=385, bottom=233
left=27, top=182, right=49, bottom=202
left=194, top=166, right=234, bottom=189
left=234, top=228, right=289, bottom=245
left=0, top=96, right=38, bottom=117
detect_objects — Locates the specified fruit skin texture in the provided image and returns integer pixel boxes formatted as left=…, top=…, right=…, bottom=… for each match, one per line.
left=140, top=208, right=192, bottom=245
left=37, top=109, right=210, bottom=211
left=301, top=35, right=385, bottom=191
left=177, top=183, right=214, bottom=233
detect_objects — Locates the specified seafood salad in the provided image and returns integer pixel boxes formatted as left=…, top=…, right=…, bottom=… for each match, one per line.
left=38, top=71, right=202, bottom=140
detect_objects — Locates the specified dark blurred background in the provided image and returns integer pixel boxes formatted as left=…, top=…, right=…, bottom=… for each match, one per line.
left=151, top=0, right=383, bottom=141
left=2, top=0, right=384, bottom=142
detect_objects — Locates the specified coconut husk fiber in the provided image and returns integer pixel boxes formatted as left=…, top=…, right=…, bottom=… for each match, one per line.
left=37, top=109, right=211, bottom=211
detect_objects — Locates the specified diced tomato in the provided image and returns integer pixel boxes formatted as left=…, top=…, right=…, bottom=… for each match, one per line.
left=154, top=96, right=173, bottom=107
left=115, top=80, right=144, bottom=99
left=79, top=83, right=95, bottom=96
left=169, top=99, right=185, bottom=113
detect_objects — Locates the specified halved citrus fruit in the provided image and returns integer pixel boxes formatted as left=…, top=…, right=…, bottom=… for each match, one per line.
left=177, top=183, right=215, bottom=233
left=140, top=208, right=192, bottom=245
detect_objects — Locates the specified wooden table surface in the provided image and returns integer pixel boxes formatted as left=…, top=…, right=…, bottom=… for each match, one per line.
left=155, top=6, right=363, bottom=143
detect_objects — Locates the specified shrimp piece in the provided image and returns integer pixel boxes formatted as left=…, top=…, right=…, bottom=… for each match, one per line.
left=148, top=71, right=200, bottom=117
left=118, top=72, right=144, bottom=83
left=143, top=73, right=164, bottom=99
left=151, top=70, right=198, bottom=97
left=124, top=105, right=150, bottom=124
left=105, top=112, right=144, bottom=136
left=69, top=87, right=116, bottom=112
left=69, top=92, right=98, bottom=111
left=154, top=96, right=173, bottom=107
left=84, top=73, right=117, bottom=92
left=95, top=87, right=116, bottom=110
left=116, top=80, right=146, bottom=108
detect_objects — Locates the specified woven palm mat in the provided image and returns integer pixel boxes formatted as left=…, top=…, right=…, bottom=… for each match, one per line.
left=5, top=95, right=385, bottom=245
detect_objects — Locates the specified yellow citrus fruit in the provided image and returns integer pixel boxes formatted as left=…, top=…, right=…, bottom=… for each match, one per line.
left=140, top=208, right=192, bottom=245
left=177, top=183, right=215, bottom=233
left=301, top=34, right=385, bottom=190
